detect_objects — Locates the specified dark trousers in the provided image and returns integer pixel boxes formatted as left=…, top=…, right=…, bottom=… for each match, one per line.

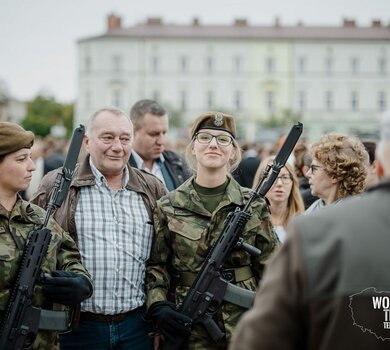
left=59, top=308, right=153, bottom=350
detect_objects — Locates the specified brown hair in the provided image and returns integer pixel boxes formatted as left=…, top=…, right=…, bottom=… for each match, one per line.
left=130, top=99, right=167, bottom=130
left=310, top=133, right=369, bottom=197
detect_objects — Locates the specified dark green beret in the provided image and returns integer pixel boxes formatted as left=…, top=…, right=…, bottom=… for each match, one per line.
left=0, top=122, right=34, bottom=156
left=190, top=111, right=237, bottom=139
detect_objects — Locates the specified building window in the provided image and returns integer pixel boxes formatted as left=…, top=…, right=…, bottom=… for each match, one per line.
left=112, top=90, right=122, bottom=108
left=180, top=90, right=187, bottom=111
left=266, top=91, right=274, bottom=113
left=351, top=57, right=359, bottom=74
left=298, top=91, right=306, bottom=111
left=207, top=91, right=214, bottom=109
left=266, top=57, right=275, bottom=73
left=180, top=56, right=188, bottom=73
left=233, top=55, right=242, bottom=73
left=325, top=57, right=333, bottom=75
left=378, top=57, right=387, bottom=75
left=112, top=55, right=122, bottom=73
left=152, top=90, right=160, bottom=102
left=234, top=90, right=242, bottom=111
left=298, top=57, right=306, bottom=74
left=351, top=91, right=359, bottom=111
left=85, top=56, right=91, bottom=73
left=151, top=56, right=159, bottom=73
left=206, top=56, right=213, bottom=73
left=378, top=91, right=387, bottom=112
left=85, top=91, right=91, bottom=109
left=325, top=91, right=333, bottom=112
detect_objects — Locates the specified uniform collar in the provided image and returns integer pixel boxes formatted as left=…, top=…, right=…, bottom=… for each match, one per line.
left=169, top=175, right=247, bottom=216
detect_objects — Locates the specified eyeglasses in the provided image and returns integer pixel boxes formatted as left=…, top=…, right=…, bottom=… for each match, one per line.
left=309, top=164, right=322, bottom=174
left=275, top=175, right=293, bottom=184
left=195, top=132, right=233, bottom=147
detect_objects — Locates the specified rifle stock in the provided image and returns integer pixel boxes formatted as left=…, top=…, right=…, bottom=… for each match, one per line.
left=0, top=125, right=85, bottom=350
left=162, top=122, right=303, bottom=350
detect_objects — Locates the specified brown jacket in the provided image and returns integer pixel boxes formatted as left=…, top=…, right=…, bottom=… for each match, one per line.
left=31, top=155, right=167, bottom=242
left=229, top=180, right=390, bottom=350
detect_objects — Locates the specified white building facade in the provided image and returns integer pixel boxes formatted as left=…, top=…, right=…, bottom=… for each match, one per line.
left=76, top=16, right=390, bottom=141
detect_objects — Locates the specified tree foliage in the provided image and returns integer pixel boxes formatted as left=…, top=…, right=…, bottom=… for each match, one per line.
left=262, top=109, right=302, bottom=128
left=21, top=95, right=73, bottom=137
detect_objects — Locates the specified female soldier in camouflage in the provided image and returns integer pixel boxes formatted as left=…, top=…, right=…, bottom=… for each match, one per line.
left=0, top=122, right=92, bottom=349
left=146, top=112, right=278, bottom=350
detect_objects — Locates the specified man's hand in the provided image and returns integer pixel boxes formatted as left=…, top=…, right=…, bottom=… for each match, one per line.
left=149, top=301, right=192, bottom=344
left=42, top=270, right=92, bottom=306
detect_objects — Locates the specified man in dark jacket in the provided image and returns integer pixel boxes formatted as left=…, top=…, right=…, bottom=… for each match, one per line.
left=229, top=111, right=390, bottom=350
left=129, top=99, right=191, bottom=191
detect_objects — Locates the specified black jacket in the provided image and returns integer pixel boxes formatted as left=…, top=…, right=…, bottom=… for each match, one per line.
left=129, top=150, right=191, bottom=190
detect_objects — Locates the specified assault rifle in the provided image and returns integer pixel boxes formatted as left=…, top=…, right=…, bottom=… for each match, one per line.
left=0, top=125, right=85, bottom=350
left=164, top=122, right=303, bottom=349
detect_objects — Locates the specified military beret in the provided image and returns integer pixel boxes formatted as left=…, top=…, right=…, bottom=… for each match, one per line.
left=0, top=122, right=34, bottom=156
left=190, top=111, right=237, bottom=139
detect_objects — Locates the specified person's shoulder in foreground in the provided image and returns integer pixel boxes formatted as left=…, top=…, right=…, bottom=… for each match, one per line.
left=229, top=110, right=390, bottom=350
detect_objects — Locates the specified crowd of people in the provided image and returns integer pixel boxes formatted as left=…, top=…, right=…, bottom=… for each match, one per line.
left=0, top=99, right=389, bottom=350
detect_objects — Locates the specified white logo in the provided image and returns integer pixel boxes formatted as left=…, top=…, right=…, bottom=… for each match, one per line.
left=349, top=287, right=390, bottom=341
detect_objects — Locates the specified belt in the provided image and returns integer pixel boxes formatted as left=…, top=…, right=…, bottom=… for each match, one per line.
left=80, top=307, right=143, bottom=323
left=179, top=266, right=253, bottom=286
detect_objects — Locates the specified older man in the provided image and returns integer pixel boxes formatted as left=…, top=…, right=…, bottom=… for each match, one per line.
left=129, top=99, right=191, bottom=191
left=31, top=107, right=167, bottom=350
left=229, top=112, right=390, bottom=349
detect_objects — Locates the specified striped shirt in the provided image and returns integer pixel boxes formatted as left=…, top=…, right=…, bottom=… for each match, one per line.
left=75, top=159, right=153, bottom=314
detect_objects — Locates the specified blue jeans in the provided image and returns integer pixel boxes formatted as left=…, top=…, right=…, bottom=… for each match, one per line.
left=59, top=308, right=153, bottom=350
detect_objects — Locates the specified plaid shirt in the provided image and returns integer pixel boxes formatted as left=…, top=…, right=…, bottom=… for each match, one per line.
left=75, top=159, right=153, bottom=314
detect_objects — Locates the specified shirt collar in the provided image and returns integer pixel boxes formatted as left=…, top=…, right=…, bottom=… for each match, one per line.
left=131, top=150, right=165, bottom=169
left=89, top=157, right=129, bottom=188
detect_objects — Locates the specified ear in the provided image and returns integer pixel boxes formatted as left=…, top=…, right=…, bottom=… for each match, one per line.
left=376, top=158, right=385, bottom=178
left=230, top=146, right=237, bottom=161
left=331, top=176, right=338, bottom=184
left=83, top=135, right=90, bottom=153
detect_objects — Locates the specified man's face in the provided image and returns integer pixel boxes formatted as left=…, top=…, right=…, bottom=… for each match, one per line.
left=84, top=111, right=133, bottom=177
left=133, top=113, right=169, bottom=162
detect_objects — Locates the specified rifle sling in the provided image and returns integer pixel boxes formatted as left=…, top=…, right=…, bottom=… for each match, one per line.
left=179, top=266, right=252, bottom=286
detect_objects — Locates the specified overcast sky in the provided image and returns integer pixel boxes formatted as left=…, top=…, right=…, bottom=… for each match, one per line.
left=1, top=0, right=389, bottom=103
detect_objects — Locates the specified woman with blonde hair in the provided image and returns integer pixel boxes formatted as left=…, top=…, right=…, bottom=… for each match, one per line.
left=253, top=155, right=305, bottom=242
left=146, top=112, right=279, bottom=350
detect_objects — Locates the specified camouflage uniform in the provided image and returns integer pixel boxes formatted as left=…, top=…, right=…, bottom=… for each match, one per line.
left=0, top=198, right=92, bottom=350
left=146, top=176, right=279, bottom=350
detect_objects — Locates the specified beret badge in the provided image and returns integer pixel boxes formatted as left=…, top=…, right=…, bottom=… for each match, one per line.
left=214, top=113, right=224, bottom=127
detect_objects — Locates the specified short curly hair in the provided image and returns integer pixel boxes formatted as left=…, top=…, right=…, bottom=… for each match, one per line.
left=310, top=133, right=369, bottom=197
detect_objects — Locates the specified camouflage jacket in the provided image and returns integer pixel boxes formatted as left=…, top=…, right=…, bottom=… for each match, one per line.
left=146, top=176, right=278, bottom=344
left=0, top=198, right=92, bottom=350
